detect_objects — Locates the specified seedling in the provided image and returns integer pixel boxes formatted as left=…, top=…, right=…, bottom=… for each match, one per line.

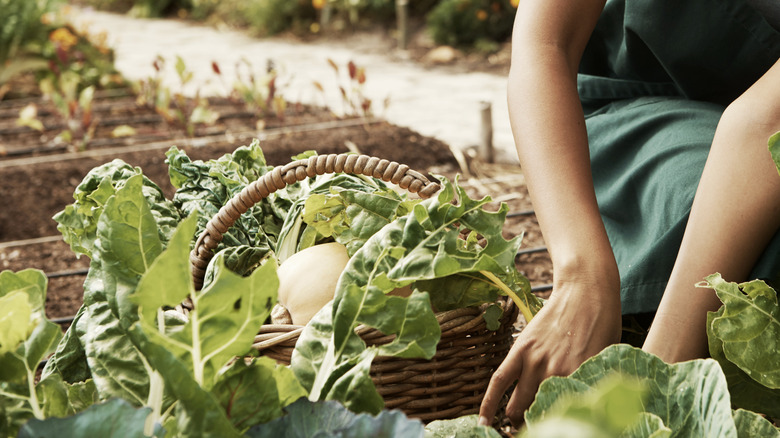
left=315, top=58, right=375, bottom=117
left=224, top=57, right=287, bottom=120
left=39, top=70, right=97, bottom=151
left=133, top=55, right=219, bottom=137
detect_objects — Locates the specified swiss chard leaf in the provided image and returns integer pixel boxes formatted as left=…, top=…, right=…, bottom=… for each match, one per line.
left=301, top=185, right=415, bottom=256
left=166, top=142, right=282, bottom=255
left=520, top=374, right=671, bottom=438
left=132, top=212, right=277, bottom=389
left=292, top=176, right=540, bottom=413
left=0, top=270, right=73, bottom=435
left=44, top=174, right=175, bottom=406
left=53, top=159, right=179, bottom=259
left=126, top=325, right=243, bottom=438
left=210, top=357, right=306, bottom=433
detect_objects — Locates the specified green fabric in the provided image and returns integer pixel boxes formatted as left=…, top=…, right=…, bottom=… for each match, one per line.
left=577, top=0, right=780, bottom=314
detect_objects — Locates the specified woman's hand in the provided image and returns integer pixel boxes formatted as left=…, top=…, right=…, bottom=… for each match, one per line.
left=478, top=275, right=621, bottom=427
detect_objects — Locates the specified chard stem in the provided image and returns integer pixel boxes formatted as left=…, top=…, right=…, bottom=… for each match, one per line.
left=480, top=270, right=534, bottom=323
left=26, top=365, right=44, bottom=419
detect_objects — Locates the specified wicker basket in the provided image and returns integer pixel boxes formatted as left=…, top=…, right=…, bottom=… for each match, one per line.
left=189, top=153, right=516, bottom=422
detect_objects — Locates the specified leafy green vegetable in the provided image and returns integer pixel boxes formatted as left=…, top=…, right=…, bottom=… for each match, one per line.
left=424, top=414, right=502, bottom=438
left=52, top=159, right=180, bottom=259
left=707, top=309, right=780, bottom=418
left=520, top=374, right=670, bottom=438
left=276, top=172, right=412, bottom=262
left=245, top=398, right=425, bottom=438
left=132, top=213, right=276, bottom=389
left=702, top=275, right=780, bottom=389
left=700, top=274, right=780, bottom=418
left=166, top=142, right=281, bottom=256
left=768, top=131, right=780, bottom=176
left=732, top=409, right=780, bottom=438
left=526, top=344, right=739, bottom=437
left=17, top=399, right=158, bottom=438
left=0, top=270, right=87, bottom=435
left=292, top=176, right=542, bottom=414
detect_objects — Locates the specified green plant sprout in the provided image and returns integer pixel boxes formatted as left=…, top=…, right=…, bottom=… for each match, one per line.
left=314, top=58, right=374, bottom=118
left=39, top=70, right=97, bottom=151
left=133, top=55, right=219, bottom=137
left=214, top=57, right=287, bottom=122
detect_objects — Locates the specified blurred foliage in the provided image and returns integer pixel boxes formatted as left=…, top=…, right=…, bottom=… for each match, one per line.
left=426, top=0, right=516, bottom=48
left=212, top=0, right=317, bottom=37
left=69, top=0, right=517, bottom=48
left=0, top=0, right=63, bottom=66
left=1, top=0, right=124, bottom=95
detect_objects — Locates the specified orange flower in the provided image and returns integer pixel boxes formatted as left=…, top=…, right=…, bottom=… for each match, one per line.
left=476, top=9, right=488, bottom=21
left=312, top=0, right=326, bottom=10
left=49, top=27, right=78, bottom=51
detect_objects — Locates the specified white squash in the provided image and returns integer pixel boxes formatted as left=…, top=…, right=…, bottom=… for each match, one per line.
left=273, top=241, right=420, bottom=326
left=275, top=242, right=350, bottom=326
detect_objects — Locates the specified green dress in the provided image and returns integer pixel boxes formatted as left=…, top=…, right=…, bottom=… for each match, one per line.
left=577, top=0, right=780, bottom=317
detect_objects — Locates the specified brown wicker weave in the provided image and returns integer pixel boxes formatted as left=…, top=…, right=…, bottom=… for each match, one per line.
left=189, top=153, right=515, bottom=422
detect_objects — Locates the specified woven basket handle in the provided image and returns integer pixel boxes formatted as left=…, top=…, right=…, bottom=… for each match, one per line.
left=190, top=153, right=441, bottom=290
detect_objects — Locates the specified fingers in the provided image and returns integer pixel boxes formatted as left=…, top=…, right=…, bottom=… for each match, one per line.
left=505, top=366, right=545, bottom=427
left=478, top=351, right=523, bottom=426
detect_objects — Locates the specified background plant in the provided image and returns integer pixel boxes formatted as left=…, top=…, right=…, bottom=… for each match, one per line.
left=426, top=0, right=516, bottom=49
left=219, top=58, right=287, bottom=121
left=133, top=55, right=219, bottom=137
left=314, top=58, right=376, bottom=117
left=0, top=0, right=62, bottom=68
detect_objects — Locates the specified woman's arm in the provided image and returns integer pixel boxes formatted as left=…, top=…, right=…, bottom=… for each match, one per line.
left=644, top=59, right=780, bottom=361
left=479, top=0, right=618, bottom=427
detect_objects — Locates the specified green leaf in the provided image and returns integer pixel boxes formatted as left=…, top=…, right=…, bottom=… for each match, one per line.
left=165, top=142, right=280, bottom=264
left=17, top=398, right=158, bottom=438
left=294, top=176, right=539, bottom=412
left=53, top=159, right=178, bottom=259
left=526, top=344, right=738, bottom=437
left=97, top=174, right=164, bottom=283
left=0, top=269, right=47, bottom=314
left=245, top=398, right=425, bottom=438
left=521, top=374, right=658, bottom=438
left=0, top=292, right=32, bottom=355
left=732, top=409, right=780, bottom=438
left=707, top=309, right=780, bottom=418
left=127, top=325, right=243, bottom=438
left=768, top=131, right=780, bottom=176
left=211, top=357, right=305, bottom=432
left=134, top=213, right=277, bottom=389
left=703, top=274, right=780, bottom=388
left=0, top=271, right=63, bottom=433
left=425, top=414, right=502, bottom=438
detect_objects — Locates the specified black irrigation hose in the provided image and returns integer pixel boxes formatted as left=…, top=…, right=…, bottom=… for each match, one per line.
left=532, top=284, right=553, bottom=293
left=506, top=209, right=535, bottom=218
left=516, top=246, right=549, bottom=256
left=46, top=268, right=89, bottom=279
left=50, top=315, right=75, bottom=325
